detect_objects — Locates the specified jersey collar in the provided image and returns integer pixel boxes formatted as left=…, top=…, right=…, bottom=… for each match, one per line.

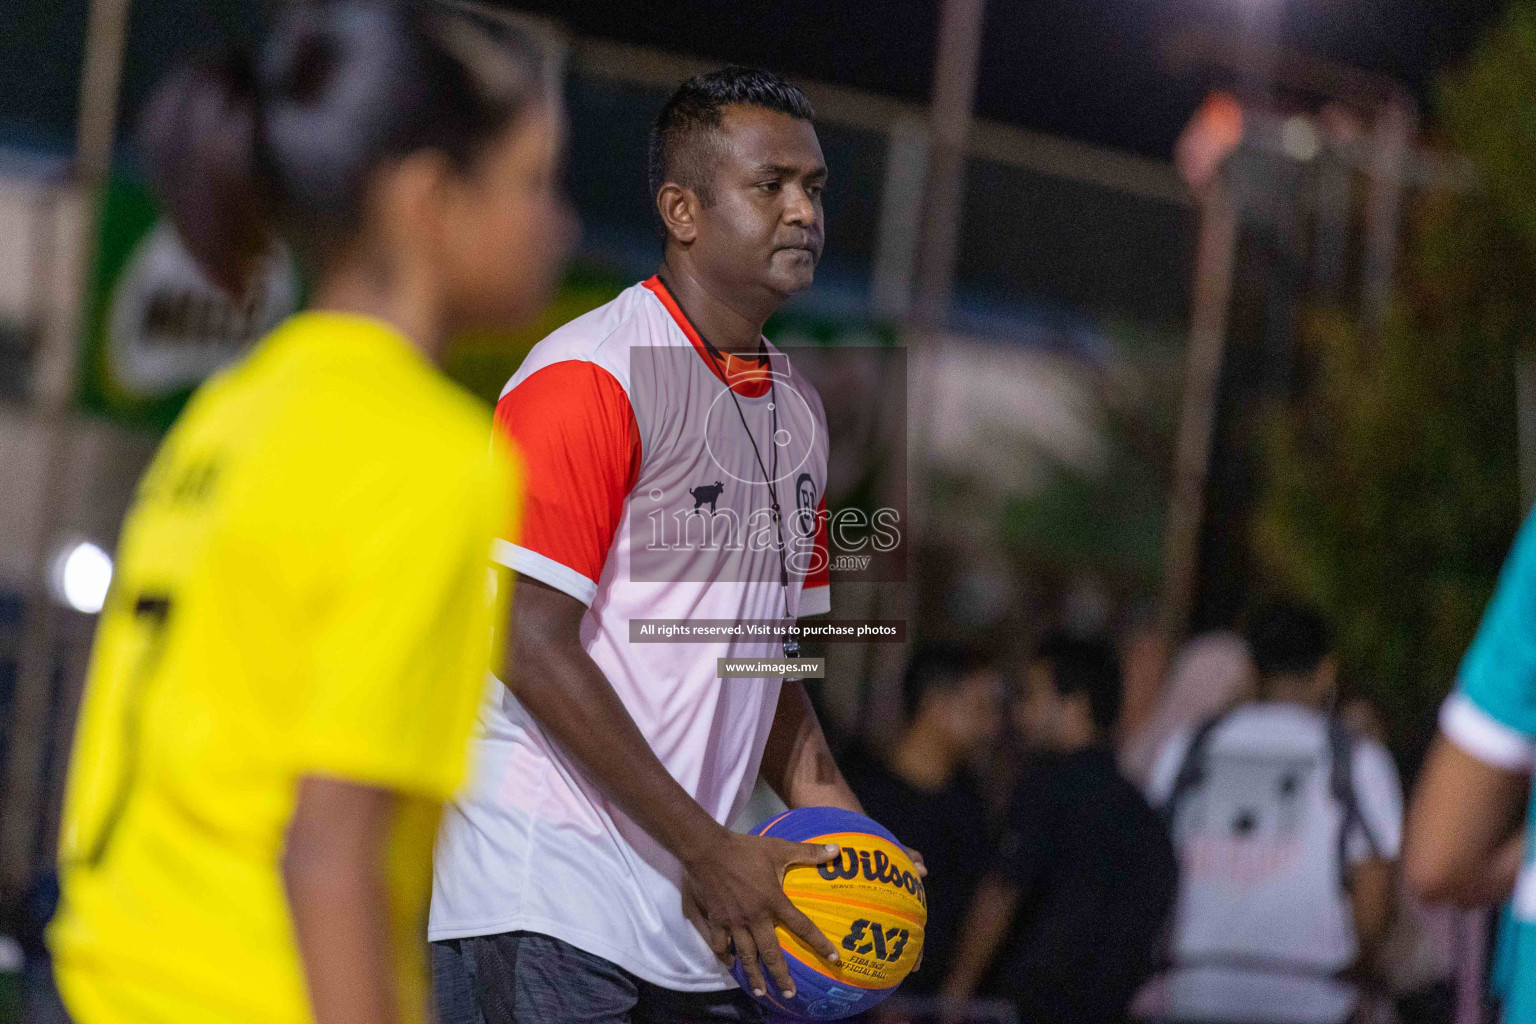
left=643, top=275, right=772, bottom=398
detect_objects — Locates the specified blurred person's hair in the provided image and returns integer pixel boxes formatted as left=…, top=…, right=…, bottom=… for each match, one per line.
left=138, top=0, right=556, bottom=293
left=1246, top=603, right=1331, bottom=681
left=901, top=642, right=994, bottom=722
left=647, top=66, right=814, bottom=215
left=1119, top=630, right=1253, bottom=786
left=1034, top=631, right=1122, bottom=732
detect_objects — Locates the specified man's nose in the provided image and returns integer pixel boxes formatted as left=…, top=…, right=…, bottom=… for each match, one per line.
left=782, top=185, right=817, bottom=227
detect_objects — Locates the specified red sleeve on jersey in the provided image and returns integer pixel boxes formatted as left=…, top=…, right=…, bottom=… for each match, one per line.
left=802, top=494, right=831, bottom=614
left=493, top=361, right=640, bottom=595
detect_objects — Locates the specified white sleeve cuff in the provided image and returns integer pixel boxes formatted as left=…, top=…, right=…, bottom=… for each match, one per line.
left=492, top=539, right=598, bottom=607
left=798, top=583, right=831, bottom=617
left=1440, top=692, right=1536, bottom=771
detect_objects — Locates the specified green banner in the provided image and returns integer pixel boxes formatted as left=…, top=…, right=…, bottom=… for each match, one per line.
left=76, top=177, right=302, bottom=432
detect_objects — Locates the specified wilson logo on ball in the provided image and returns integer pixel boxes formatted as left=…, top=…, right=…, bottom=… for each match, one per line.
left=817, top=846, right=925, bottom=903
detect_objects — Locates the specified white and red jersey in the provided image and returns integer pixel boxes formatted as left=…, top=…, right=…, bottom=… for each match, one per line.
left=429, top=277, right=831, bottom=990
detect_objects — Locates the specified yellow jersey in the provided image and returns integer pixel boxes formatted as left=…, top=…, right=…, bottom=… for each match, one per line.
left=49, top=311, right=516, bottom=1024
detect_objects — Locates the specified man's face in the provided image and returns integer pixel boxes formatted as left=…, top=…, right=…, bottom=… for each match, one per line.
left=691, top=105, right=826, bottom=299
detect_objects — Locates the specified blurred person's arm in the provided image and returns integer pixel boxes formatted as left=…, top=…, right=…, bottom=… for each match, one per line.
left=284, top=776, right=403, bottom=1024
left=1407, top=514, right=1536, bottom=904
left=282, top=455, right=513, bottom=1024
left=1405, top=734, right=1527, bottom=904
left=941, top=873, right=1019, bottom=1003
left=1346, top=737, right=1404, bottom=968
left=760, top=680, right=865, bottom=815
left=1478, top=832, right=1527, bottom=903
left=943, top=767, right=1053, bottom=1002
left=1144, top=725, right=1196, bottom=805
left=1347, top=858, right=1395, bottom=968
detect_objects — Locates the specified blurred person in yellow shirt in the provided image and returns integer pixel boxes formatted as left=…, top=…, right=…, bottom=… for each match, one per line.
left=47, top=4, right=575, bottom=1024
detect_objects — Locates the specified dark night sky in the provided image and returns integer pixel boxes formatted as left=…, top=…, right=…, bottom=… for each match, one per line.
left=0, top=0, right=1513, bottom=161
left=496, top=0, right=1508, bottom=158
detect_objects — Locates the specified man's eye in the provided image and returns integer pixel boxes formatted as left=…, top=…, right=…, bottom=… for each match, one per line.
left=807, top=184, right=825, bottom=199
left=758, top=181, right=782, bottom=193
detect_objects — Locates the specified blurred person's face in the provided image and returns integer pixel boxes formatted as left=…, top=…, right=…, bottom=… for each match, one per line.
left=677, top=105, right=826, bottom=301
left=1014, top=660, right=1099, bottom=751
left=929, top=669, right=1004, bottom=754
left=433, top=103, right=578, bottom=332
left=1015, top=660, right=1064, bottom=749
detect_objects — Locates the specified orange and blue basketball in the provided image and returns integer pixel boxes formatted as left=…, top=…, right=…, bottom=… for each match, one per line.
left=732, top=806, right=926, bottom=1020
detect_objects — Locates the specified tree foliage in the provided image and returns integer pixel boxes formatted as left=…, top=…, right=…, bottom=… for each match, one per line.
left=1251, top=1, right=1536, bottom=755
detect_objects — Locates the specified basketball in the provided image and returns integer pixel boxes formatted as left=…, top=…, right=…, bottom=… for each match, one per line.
left=732, top=806, right=927, bottom=1020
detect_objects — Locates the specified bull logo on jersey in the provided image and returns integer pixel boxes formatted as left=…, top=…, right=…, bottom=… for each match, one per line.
left=689, top=481, right=726, bottom=512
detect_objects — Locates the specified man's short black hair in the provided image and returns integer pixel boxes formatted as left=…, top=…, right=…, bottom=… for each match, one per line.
left=647, top=65, right=814, bottom=212
left=901, top=643, right=992, bottom=721
left=1034, top=632, right=1122, bottom=732
left=1247, top=603, right=1332, bottom=679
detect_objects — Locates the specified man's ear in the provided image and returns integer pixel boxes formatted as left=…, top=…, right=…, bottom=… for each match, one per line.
left=657, top=182, right=699, bottom=245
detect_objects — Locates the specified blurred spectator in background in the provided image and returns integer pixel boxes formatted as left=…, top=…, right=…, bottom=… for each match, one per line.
left=841, top=645, right=1004, bottom=993
left=1147, top=605, right=1403, bottom=1024
left=942, top=633, right=1177, bottom=1024
left=1122, top=631, right=1255, bottom=789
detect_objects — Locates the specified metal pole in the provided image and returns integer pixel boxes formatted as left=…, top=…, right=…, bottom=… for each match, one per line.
left=0, top=0, right=133, bottom=894
left=1156, top=0, right=1280, bottom=648
left=906, top=0, right=988, bottom=547
left=909, top=0, right=987, bottom=336
left=870, top=0, right=985, bottom=745
left=1361, top=98, right=1416, bottom=334
left=1158, top=177, right=1240, bottom=645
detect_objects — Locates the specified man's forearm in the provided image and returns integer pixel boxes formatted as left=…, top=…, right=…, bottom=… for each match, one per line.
left=509, top=617, right=726, bottom=864
left=760, top=680, right=863, bottom=812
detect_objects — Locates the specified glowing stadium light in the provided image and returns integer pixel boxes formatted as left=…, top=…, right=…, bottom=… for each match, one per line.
left=51, top=540, right=114, bottom=614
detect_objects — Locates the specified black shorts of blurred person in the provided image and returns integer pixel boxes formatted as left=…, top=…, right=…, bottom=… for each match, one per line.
left=942, top=632, right=1178, bottom=1024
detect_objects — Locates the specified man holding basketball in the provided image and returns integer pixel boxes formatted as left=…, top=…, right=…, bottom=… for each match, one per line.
left=431, top=68, right=906, bottom=1024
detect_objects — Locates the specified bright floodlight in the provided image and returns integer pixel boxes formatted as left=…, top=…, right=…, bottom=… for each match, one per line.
left=55, top=541, right=113, bottom=614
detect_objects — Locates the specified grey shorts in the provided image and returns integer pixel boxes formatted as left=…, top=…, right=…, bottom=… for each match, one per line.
left=431, top=931, right=765, bottom=1024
